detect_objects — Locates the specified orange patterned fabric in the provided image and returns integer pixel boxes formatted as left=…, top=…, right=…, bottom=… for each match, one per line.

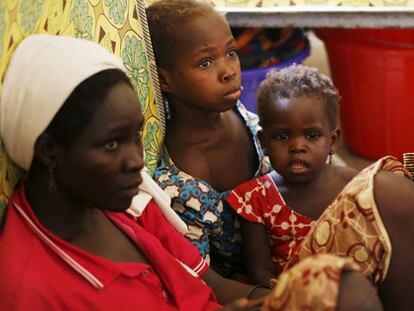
left=285, top=156, right=411, bottom=287
left=261, top=254, right=359, bottom=311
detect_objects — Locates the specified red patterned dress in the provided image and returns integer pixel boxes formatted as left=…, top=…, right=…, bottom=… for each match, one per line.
left=226, top=174, right=314, bottom=275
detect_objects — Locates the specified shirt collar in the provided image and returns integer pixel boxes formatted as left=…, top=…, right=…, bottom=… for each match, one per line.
left=12, top=186, right=123, bottom=290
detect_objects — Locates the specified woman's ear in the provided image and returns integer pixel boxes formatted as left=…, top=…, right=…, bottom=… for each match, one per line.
left=157, top=67, right=173, bottom=93
left=34, top=133, right=59, bottom=169
left=329, top=128, right=341, bottom=154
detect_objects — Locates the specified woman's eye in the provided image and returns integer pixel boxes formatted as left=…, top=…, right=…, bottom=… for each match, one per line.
left=104, top=140, right=118, bottom=151
left=199, top=60, right=212, bottom=69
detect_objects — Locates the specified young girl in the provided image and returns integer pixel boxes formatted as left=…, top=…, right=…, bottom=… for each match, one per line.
left=147, top=0, right=270, bottom=278
left=226, top=64, right=414, bottom=310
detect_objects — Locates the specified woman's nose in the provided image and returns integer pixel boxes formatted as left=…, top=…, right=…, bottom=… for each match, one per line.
left=123, top=144, right=144, bottom=172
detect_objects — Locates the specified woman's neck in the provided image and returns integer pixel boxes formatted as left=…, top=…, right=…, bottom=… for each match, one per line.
left=24, top=174, right=98, bottom=242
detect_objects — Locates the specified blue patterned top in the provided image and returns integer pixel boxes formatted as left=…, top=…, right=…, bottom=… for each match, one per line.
left=153, top=102, right=270, bottom=278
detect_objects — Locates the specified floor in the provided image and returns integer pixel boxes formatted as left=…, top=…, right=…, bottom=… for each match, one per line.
left=303, top=31, right=374, bottom=171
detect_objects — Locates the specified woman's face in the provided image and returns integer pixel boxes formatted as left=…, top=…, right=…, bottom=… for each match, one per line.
left=54, top=82, right=145, bottom=212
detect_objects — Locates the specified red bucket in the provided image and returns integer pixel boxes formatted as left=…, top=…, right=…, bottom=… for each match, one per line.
left=315, top=28, right=414, bottom=160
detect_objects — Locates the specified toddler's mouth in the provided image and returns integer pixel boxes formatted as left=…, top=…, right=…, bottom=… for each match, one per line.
left=289, top=160, right=308, bottom=173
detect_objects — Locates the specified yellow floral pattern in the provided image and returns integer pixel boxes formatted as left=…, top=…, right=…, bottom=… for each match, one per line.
left=0, top=0, right=163, bottom=223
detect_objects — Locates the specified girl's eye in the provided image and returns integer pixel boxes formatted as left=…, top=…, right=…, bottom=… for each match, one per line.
left=199, top=60, right=212, bottom=69
left=227, top=49, right=238, bottom=58
left=104, top=140, right=118, bottom=151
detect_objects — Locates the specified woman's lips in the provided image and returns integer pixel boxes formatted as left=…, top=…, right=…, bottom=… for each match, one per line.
left=118, top=179, right=142, bottom=197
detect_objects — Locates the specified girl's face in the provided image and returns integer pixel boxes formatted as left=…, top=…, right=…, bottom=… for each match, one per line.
left=260, top=95, right=339, bottom=184
left=54, top=83, right=145, bottom=212
left=160, top=12, right=242, bottom=112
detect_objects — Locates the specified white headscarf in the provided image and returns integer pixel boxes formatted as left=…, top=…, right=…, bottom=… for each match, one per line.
left=0, top=34, right=126, bottom=171
left=0, top=34, right=188, bottom=234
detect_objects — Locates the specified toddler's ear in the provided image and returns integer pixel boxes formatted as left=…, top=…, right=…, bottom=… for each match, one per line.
left=157, top=67, right=173, bottom=93
left=329, top=128, right=341, bottom=154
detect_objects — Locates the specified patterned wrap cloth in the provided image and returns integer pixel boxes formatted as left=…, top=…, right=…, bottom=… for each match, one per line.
left=261, top=254, right=360, bottom=311
left=286, top=156, right=410, bottom=287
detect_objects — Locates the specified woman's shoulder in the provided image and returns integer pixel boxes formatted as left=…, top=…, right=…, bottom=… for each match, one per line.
left=373, top=170, right=414, bottom=213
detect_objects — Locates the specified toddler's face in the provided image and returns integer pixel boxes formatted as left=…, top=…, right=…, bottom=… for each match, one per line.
left=162, top=12, right=242, bottom=112
left=261, top=95, right=338, bottom=184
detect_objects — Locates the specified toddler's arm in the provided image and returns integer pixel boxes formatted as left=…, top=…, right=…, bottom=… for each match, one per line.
left=240, top=218, right=275, bottom=284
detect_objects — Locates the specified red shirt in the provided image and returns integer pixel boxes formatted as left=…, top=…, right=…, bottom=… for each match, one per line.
left=0, top=186, right=220, bottom=311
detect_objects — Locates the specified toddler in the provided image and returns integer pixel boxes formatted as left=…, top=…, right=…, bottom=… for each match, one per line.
left=226, top=64, right=414, bottom=310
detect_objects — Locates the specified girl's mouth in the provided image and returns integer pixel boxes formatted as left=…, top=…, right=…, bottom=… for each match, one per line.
left=223, top=87, right=241, bottom=102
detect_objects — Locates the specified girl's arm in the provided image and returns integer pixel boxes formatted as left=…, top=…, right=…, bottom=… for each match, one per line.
left=240, top=218, right=276, bottom=284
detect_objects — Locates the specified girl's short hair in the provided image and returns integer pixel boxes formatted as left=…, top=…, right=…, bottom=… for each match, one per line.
left=45, top=69, right=132, bottom=146
left=146, top=0, right=222, bottom=69
left=256, top=64, right=340, bottom=129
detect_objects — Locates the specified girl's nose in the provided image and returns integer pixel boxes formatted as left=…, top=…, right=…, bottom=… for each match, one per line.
left=220, top=62, right=236, bottom=83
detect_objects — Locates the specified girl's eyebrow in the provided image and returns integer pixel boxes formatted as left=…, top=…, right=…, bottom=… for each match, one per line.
left=191, top=37, right=236, bottom=57
left=225, top=37, right=236, bottom=47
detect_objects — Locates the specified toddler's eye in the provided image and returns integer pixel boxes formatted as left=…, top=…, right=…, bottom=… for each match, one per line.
left=275, top=134, right=289, bottom=140
left=105, top=140, right=118, bottom=151
left=306, top=132, right=321, bottom=140
left=199, top=60, right=212, bottom=69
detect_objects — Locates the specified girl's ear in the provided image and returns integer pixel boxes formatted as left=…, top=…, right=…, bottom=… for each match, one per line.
left=34, top=133, right=59, bottom=169
left=258, top=130, right=267, bottom=156
left=329, top=128, right=341, bottom=154
left=157, top=67, right=173, bottom=93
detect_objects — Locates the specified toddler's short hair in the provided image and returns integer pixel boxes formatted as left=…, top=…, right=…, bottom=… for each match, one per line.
left=256, top=64, right=340, bottom=129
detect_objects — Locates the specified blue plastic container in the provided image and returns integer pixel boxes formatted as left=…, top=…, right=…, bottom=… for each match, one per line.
left=240, top=47, right=311, bottom=113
